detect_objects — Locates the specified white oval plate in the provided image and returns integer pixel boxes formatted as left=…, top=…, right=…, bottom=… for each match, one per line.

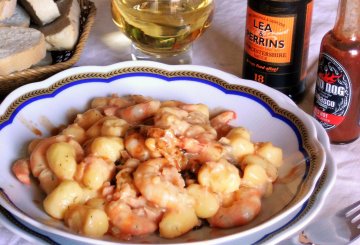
left=0, top=61, right=326, bottom=244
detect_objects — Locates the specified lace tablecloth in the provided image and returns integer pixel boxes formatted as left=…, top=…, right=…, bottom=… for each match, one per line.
left=1, top=0, right=359, bottom=244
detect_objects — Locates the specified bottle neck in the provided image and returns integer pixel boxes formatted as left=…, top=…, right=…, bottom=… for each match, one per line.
left=333, top=0, right=360, bottom=41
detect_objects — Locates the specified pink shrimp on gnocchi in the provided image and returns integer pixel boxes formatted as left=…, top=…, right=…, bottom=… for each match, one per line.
left=11, top=94, right=284, bottom=240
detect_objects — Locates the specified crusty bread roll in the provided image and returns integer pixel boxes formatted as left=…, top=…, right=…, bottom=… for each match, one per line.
left=38, top=0, right=80, bottom=51
left=19, top=0, right=60, bottom=26
left=0, top=5, right=30, bottom=27
left=0, top=27, right=46, bottom=75
left=0, top=0, right=17, bottom=20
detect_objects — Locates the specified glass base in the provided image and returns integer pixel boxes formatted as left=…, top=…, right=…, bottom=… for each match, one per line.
left=130, top=44, right=192, bottom=65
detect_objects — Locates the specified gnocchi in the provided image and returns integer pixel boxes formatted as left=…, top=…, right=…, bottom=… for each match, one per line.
left=12, top=94, right=284, bottom=241
left=81, top=157, right=115, bottom=190
left=46, top=142, right=77, bottom=180
left=225, top=128, right=255, bottom=161
left=187, top=184, right=220, bottom=218
left=43, top=180, right=83, bottom=219
left=159, top=207, right=198, bottom=239
left=89, top=136, right=124, bottom=162
left=256, top=142, right=283, bottom=168
left=198, top=159, right=241, bottom=193
left=240, top=154, right=279, bottom=196
left=65, top=204, right=109, bottom=237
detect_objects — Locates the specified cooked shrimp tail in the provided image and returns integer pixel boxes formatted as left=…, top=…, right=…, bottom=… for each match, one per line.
left=106, top=198, right=162, bottom=238
left=117, top=100, right=161, bottom=124
left=11, top=159, right=31, bottom=185
left=208, top=187, right=261, bottom=228
left=210, top=111, right=236, bottom=137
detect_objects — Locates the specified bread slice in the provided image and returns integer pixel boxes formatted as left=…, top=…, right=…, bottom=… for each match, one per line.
left=19, top=0, right=60, bottom=26
left=0, top=5, right=30, bottom=27
left=0, top=0, right=17, bottom=20
left=0, top=27, right=46, bottom=75
left=32, top=51, right=52, bottom=67
left=38, top=0, right=80, bottom=51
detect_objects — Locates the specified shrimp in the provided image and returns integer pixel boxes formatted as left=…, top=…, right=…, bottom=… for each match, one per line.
left=91, top=95, right=134, bottom=109
left=179, top=103, right=209, bottom=118
left=184, top=124, right=217, bottom=142
left=178, top=137, right=203, bottom=154
left=133, top=158, right=194, bottom=209
left=60, top=123, right=86, bottom=144
left=207, top=187, right=262, bottom=228
left=111, top=158, right=140, bottom=201
left=179, top=138, right=225, bottom=163
left=116, top=100, right=161, bottom=124
left=74, top=108, right=104, bottom=130
left=100, top=158, right=140, bottom=202
left=154, top=107, right=190, bottom=135
left=95, top=95, right=155, bottom=118
left=27, top=138, right=42, bottom=154
left=101, top=158, right=161, bottom=238
left=101, top=118, right=129, bottom=137
left=86, top=116, right=129, bottom=138
left=160, top=100, right=185, bottom=108
left=105, top=197, right=162, bottom=238
left=202, top=141, right=230, bottom=162
left=179, top=103, right=210, bottom=125
left=145, top=127, right=187, bottom=170
left=210, top=111, right=236, bottom=138
left=11, top=159, right=31, bottom=185
left=124, top=129, right=151, bottom=161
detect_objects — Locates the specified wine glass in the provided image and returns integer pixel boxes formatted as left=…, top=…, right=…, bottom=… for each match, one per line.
left=111, top=0, right=214, bottom=64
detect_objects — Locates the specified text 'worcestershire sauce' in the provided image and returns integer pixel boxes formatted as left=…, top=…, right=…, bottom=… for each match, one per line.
left=242, top=0, right=313, bottom=103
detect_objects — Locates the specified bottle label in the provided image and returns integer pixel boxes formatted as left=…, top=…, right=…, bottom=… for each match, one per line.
left=313, top=53, right=352, bottom=129
left=244, top=7, right=295, bottom=64
left=300, top=0, right=314, bottom=80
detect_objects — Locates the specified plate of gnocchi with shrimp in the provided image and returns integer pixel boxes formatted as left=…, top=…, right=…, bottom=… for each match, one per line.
left=0, top=61, right=326, bottom=244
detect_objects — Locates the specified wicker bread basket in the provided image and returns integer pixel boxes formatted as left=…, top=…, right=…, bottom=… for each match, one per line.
left=0, top=0, right=96, bottom=96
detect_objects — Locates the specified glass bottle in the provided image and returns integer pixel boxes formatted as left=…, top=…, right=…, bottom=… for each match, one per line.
left=242, top=0, right=314, bottom=103
left=313, top=0, right=360, bottom=144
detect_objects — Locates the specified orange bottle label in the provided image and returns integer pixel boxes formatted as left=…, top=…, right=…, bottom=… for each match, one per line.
left=245, top=7, right=295, bottom=64
left=300, top=1, right=314, bottom=80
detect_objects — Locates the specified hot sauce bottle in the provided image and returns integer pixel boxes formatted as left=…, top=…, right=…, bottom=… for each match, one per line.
left=242, top=0, right=314, bottom=103
left=313, top=0, right=360, bottom=144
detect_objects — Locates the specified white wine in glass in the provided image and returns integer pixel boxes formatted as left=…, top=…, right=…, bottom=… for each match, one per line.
left=111, top=0, right=214, bottom=64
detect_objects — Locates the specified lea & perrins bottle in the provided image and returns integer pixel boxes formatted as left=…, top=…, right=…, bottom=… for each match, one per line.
left=313, top=0, right=360, bottom=144
left=242, top=0, right=314, bottom=103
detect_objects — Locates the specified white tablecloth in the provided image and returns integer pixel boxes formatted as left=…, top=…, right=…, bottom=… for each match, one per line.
left=1, top=0, right=359, bottom=244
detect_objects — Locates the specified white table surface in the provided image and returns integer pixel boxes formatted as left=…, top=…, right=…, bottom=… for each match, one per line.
left=1, top=0, right=359, bottom=244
